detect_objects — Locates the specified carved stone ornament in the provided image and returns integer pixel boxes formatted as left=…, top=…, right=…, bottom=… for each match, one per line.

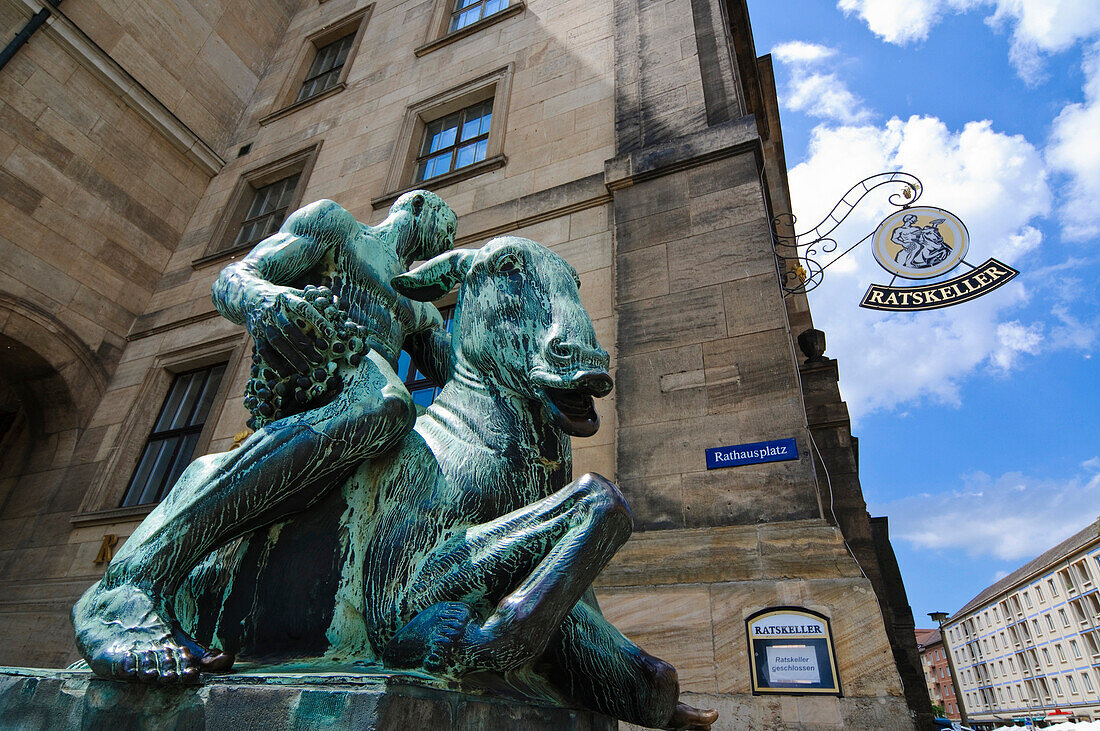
left=71, top=194, right=717, bottom=730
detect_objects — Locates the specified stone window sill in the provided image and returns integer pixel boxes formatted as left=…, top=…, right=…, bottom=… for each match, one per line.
left=258, top=83, right=346, bottom=126
left=414, top=4, right=524, bottom=58
left=371, top=154, right=506, bottom=210
left=71, top=504, right=155, bottom=528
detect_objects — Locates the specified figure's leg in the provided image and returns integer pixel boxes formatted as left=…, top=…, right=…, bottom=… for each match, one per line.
left=535, top=600, right=717, bottom=730
left=73, top=351, right=413, bottom=683
left=382, top=473, right=632, bottom=675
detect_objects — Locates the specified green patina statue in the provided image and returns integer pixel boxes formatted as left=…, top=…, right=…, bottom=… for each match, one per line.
left=71, top=194, right=717, bottom=730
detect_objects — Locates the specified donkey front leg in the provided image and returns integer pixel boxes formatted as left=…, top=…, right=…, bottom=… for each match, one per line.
left=382, top=473, right=632, bottom=675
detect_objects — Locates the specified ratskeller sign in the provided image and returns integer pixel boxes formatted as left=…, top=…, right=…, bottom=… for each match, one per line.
left=860, top=206, right=1019, bottom=311
left=746, top=607, right=841, bottom=696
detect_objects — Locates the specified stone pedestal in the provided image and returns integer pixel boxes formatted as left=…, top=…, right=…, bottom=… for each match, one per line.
left=0, top=667, right=616, bottom=731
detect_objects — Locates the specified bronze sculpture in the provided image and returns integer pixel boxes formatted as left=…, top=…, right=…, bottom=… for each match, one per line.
left=72, top=195, right=717, bottom=730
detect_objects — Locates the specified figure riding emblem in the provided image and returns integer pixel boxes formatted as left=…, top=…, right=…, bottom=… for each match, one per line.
left=872, top=206, right=968, bottom=280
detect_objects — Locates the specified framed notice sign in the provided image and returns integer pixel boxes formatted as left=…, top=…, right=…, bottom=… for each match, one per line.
left=746, top=607, right=841, bottom=696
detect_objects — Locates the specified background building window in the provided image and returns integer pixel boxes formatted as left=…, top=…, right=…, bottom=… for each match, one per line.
left=297, top=33, right=356, bottom=102
left=121, top=363, right=227, bottom=507
left=397, top=306, right=454, bottom=407
left=416, top=100, right=492, bottom=182
left=234, top=173, right=301, bottom=249
left=450, top=0, right=509, bottom=31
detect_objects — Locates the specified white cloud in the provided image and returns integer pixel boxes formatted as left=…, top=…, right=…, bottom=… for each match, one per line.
left=837, top=0, right=978, bottom=45
left=772, top=41, right=837, bottom=65
left=1047, top=44, right=1100, bottom=240
left=874, top=469, right=1100, bottom=562
left=788, top=115, right=1052, bottom=417
left=771, top=42, right=873, bottom=124
left=991, top=320, right=1044, bottom=370
left=837, top=0, right=1100, bottom=81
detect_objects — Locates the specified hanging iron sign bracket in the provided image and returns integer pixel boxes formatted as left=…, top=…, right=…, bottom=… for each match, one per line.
left=771, top=172, right=1018, bottom=311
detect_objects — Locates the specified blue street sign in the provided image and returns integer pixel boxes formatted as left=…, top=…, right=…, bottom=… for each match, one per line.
left=706, top=438, right=799, bottom=470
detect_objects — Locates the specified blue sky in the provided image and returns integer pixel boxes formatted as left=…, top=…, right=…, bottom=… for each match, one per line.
left=746, top=0, right=1100, bottom=626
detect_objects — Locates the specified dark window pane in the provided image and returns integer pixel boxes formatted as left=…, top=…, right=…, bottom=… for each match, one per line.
left=158, top=432, right=200, bottom=502
left=153, top=371, right=197, bottom=432
left=411, top=387, right=435, bottom=408
left=188, top=363, right=227, bottom=427
left=137, top=437, right=180, bottom=505
left=298, top=33, right=355, bottom=102
left=121, top=362, right=228, bottom=507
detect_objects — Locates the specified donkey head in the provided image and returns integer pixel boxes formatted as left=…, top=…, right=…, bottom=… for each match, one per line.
left=393, top=236, right=611, bottom=437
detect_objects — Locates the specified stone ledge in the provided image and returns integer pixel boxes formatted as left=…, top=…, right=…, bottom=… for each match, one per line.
left=0, top=667, right=616, bottom=730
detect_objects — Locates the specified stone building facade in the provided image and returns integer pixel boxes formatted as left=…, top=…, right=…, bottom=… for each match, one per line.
left=0, top=0, right=926, bottom=726
left=942, top=518, right=1100, bottom=726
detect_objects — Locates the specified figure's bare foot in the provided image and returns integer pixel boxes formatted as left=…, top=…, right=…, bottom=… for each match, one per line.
left=72, top=581, right=226, bottom=683
left=667, top=701, right=719, bottom=730
left=382, top=601, right=476, bottom=674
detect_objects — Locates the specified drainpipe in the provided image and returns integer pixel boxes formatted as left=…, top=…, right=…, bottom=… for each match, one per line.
left=0, top=0, right=61, bottom=72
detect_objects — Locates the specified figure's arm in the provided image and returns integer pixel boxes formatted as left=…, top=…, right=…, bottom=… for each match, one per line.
left=212, top=200, right=357, bottom=324
left=404, top=305, right=453, bottom=388
left=213, top=200, right=358, bottom=375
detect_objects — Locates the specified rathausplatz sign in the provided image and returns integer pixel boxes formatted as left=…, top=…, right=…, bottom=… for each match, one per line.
left=705, top=438, right=799, bottom=470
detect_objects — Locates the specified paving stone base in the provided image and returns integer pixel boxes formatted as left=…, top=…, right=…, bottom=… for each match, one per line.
left=0, top=666, right=617, bottom=731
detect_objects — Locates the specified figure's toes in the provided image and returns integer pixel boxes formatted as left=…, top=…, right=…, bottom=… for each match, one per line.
left=137, top=650, right=160, bottom=682
left=113, top=650, right=138, bottom=679
left=197, top=650, right=234, bottom=673
left=158, top=647, right=179, bottom=681
left=668, top=702, right=718, bottom=730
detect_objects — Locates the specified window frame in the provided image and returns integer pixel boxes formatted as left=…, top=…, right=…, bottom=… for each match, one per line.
left=374, top=65, right=512, bottom=209
left=414, top=0, right=524, bottom=57
left=73, top=334, right=246, bottom=522
left=119, top=362, right=229, bottom=507
left=261, top=7, right=372, bottom=124
left=413, top=98, right=494, bottom=184
left=196, top=143, right=322, bottom=265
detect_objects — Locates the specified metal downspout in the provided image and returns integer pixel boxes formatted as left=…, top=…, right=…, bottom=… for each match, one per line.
left=0, top=0, right=61, bottom=71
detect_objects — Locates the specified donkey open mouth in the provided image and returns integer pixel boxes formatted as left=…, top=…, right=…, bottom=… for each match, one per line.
left=540, top=370, right=613, bottom=437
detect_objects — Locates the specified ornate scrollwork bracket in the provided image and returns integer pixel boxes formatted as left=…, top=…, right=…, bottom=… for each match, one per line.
left=772, top=172, right=924, bottom=295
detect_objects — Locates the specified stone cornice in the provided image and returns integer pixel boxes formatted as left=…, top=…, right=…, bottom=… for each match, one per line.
left=7, top=0, right=224, bottom=175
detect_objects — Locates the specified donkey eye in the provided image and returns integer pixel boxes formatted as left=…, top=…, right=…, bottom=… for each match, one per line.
left=494, top=253, right=522, bottom=275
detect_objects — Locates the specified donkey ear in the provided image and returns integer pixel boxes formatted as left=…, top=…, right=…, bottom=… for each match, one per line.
left=392, top=248, right=476, bottom=301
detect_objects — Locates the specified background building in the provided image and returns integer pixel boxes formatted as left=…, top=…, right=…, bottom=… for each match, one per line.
left=942, top=518, right=1100, bottom=727
left=917, top=627, right=960, bottom=720
left=0, top=0, right=929, bottom=726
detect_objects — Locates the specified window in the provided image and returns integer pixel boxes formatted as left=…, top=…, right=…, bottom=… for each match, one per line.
left=1056, top=644, right=1066, bottom=662
left=1061, top=608, right=1070, bottom=628
left=375, top=65, right=512, bottom=207
left=993, top=607, right=1000, bottom=622
left=1024, top=591, right=1033, bottom=609
left=1083, top=672, right=1095, bottom=693
left=415, top=99, right=492, bottom=182
left=262, top=9, right=370, bottom=122
left=233, top=174, right=300, bottom=249
left=1032, top=618, right=1042, bottom=636
left=397, top=306, right=455, bottom=407
left=1042, top=647, right=1052, bottom=666
left=1049, top=578, right=1059, bottom=596
left=1068, top=674, right=1079, bottom=694
left=297, top=32, right=356, bottom=103
left=1036, top=584, right=1045, bottom=602
left=200, top=145, right=321, bottom=261
left=1046, top=614, right=1056, bottom=632
left=121, top=363, right=227, bottom=506
left=1053, top=676, right=1063, bottom=696
left=450, top=0, right=509, bottom=31
left=1071, top=639, right=1081, bottom=659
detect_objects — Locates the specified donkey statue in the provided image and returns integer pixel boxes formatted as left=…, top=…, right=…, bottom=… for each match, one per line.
left=76, top=229, right=717, bottom=730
